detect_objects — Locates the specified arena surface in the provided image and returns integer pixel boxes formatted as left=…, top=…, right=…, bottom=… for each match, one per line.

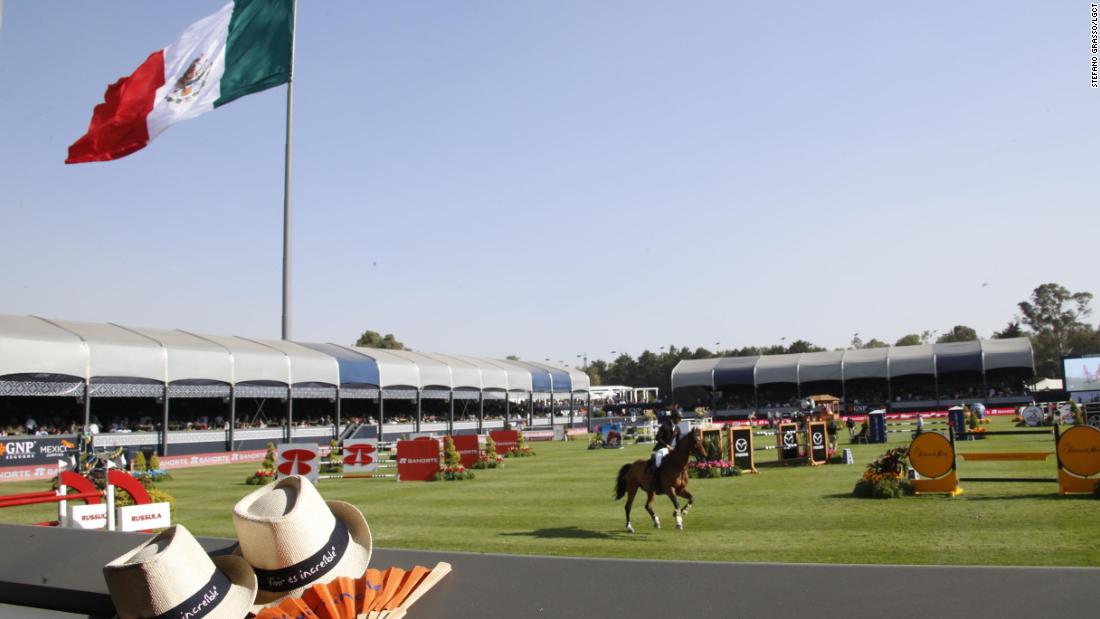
left=0, top=524, right=1095, bottom=618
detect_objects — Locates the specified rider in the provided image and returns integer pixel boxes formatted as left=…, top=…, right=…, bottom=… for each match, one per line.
left=648, top=408, right=683, bottom=478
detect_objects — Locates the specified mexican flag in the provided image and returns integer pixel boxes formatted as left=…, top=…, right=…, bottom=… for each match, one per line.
left=66, top=0, right=294, bottom=164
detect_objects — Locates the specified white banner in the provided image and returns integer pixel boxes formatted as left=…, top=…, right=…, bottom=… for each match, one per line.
left=68, top=503, right=108, bottom=529
left=276, top=443, right=320, bottom=482
left=117, top=502, right=171, bottom=532
left=342, top=440, right=380, bottom=473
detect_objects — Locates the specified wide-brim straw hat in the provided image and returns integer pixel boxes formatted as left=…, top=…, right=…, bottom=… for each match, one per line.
left=103, top=524, right=257, bottom=619
left=232, top=475, right=372, bottom=606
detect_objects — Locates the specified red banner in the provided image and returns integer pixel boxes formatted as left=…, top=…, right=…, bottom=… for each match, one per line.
left=451, top=435, right=479, bottom=468
left=397, top=439, right=440, bottom=481
left=489, top=430, right=518, bottom=455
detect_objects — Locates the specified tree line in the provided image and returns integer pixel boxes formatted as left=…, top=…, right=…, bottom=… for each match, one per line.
left=355, top=282, right=1098, bottom=395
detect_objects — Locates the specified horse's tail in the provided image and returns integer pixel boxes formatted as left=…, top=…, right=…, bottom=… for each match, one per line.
left=614, top=463, right=631, bottom=500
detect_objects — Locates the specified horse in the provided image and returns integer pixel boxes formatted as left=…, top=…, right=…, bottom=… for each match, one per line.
left=614, top=428, right=707, bottom=532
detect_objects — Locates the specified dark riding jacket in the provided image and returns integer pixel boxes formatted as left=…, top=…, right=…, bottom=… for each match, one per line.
left=653, top=421, right=681, bottom=452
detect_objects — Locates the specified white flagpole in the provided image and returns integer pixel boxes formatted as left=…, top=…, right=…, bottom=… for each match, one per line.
left=281, top=0, right=298, bottom=340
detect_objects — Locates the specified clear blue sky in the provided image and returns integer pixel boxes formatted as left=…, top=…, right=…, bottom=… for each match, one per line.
left=1, top=1, right=1097, bottom=366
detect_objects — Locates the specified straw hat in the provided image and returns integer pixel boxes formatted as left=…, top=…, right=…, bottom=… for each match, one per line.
left=103, top=524, right=257, bottom=619
left=232, top=475, right=372, bottom=606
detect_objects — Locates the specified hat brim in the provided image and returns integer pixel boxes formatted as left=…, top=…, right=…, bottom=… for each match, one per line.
left=210, top=555, right=260, bottom=619
left=251, top=500, right=373, bottom=607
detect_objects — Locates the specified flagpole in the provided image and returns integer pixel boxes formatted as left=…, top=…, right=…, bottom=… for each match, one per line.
left=282, top=0, right=298, bottom=341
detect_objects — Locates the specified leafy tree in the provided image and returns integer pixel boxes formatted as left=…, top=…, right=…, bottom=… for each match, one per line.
left=786, top=340, right=826, bottom=353
left=992, top=320, right=1024, bottom=339
left=850, top=334, right=864, bottom=349
left=895, top=334, right=922, bottom=346
left=863, top=339, right=889, bottom=349
left=1018, top=283, right=1095, bottom=377
left=936, top=325, right=978, bottom=343
left=354, top=330, right=406, bottom=349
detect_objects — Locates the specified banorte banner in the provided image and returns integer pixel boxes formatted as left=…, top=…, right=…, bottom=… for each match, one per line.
left=276, top=443, right=320, bottom=482
left=450, top=435, right=479, bottom=469
left=342, top=440, right=380, bottom=474
left=397, top=439, right=440, bottom=481
left=489, top=430, right=518, bottom=455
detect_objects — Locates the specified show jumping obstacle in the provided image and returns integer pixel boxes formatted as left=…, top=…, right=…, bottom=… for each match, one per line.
left=0, top=467, right=153, bottom=529
left=907, top=425, right=1100, bottom=496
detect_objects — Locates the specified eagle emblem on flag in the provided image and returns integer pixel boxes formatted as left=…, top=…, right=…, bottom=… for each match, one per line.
left=165, top=55, right=211, bottom=104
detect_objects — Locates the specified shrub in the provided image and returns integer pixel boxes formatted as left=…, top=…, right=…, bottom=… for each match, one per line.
left=435, top=437, right=474, bottom=480
left=472, top=436, right=503, bottom=469
left=148, top=453, right=161, bottom=471
left=132, top=451, right=147, bottom=472
left=245, top=469, right=275, bottom=485
left=853, top=447, right=913, bottom=498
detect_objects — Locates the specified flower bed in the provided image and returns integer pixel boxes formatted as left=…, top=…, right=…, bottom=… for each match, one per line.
left=688, top=459, right=742, bottom=479
left=852, top=447, right=914, bottom=498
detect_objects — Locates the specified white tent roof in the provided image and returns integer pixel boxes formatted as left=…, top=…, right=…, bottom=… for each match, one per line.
left=456, top=355, right=509, bottom=390
left=247, top=338, right=339, bottom=386
left=887, top=344, right=935, bottom=377
left=381, top=350, right=452, bottom=388
left=0, top=314, right=87, bottom=379
left=416, top=352, right=482, bottom=390
left=45, top=318, right=164, bottom=382
left=841, top=347, right=889, bottom=380
left=348, top=347, right=420, bottom=388
left=981, top=338, right=1034, bottom=372
left=120, top=325, right=233, bottom=384
left=671, top=358, right=717, bottom=389
left=477, top=357, right=534, bottom=392
left=183, top=332, right=290, bottom=384
left=755, top=353, right=801, bottom=385
left=798, top=350, right=844, bottom=383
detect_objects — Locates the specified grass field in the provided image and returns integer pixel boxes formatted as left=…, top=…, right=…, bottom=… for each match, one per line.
left=1, top=416, right=1097, bottom=566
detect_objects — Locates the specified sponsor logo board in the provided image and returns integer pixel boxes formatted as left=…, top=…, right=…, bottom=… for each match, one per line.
left=117, top=502, right=172, bottom=532
left=343, top=440, right=380, bottom=473
left=908, top=432, right=955, bottom=479
left=396, top=439, right=440, bottom=481
left=69, top=503, right=108, bottom=530
left=450, top=435, right=479, bottom=468
left=1057, top=425, right=1100, bottom=477
left=276, top=444, right=319, bottom=482
left=489, top=430, right=519, bottom=455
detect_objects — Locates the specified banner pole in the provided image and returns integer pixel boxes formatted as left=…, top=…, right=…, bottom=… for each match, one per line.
left=281, top=0, right=298, bottom=340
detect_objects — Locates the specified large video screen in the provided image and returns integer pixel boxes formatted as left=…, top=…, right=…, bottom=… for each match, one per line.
left=1062, top=357, right=1100, bottom=392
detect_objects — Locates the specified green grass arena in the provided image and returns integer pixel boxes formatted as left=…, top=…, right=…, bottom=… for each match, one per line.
left=1, top=416, right=1097, bottom=567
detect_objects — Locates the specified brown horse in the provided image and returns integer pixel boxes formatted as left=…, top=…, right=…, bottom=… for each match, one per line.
left=614, top=428, right=707, bottom=532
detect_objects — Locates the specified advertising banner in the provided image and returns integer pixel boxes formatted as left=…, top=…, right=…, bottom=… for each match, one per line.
left=342, top=440, right=380, bottom=473
left=808, top=421, right=828, bottom=464
left=276, top=443, right=319, bottom=482
left=0, top=436, right=77, bottom=468
left=396, top=439, right=440, bottom=481
left=117, top=502, right=171, bottom=532
left=778, top=423, right=799, bottom=460
left=489, top=430, right=518, bottom=455
left=450, top=435, right=480, bottom=468
left=599, top=423, right=623, bottom=449
left=727, top=426, right=754, bottom=471
left=68, top=503, right=108, bottom=530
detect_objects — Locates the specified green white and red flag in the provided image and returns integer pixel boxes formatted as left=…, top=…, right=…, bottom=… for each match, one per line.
left=66, top=0, right=293, bottom=164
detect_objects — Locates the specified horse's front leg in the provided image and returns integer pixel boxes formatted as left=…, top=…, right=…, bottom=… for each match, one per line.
left=676, top=486, right=695, bottom=515
left=624, top=482, right=638, bottom=533
left=644, top=491, right=660, bottom=528
left=665, top=490, right=684, bottom=530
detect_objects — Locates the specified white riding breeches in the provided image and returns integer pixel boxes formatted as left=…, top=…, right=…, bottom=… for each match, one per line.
left=654, top=447, right=670, bottom=468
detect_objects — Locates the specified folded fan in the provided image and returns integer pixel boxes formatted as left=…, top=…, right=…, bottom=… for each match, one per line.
left=253, top=562, right=450, bottom=619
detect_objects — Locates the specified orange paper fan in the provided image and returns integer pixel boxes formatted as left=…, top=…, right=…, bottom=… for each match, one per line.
left=253, top=563, right=451, bottom=619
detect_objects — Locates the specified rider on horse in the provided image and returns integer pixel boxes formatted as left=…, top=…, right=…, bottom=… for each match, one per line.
left=647, top=408, right=682, bottom=481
